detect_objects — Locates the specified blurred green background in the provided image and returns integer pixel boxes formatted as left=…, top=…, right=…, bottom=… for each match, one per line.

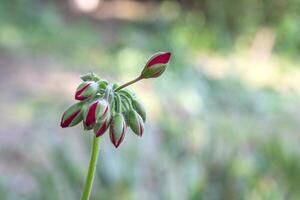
left=1, top=0, right=300, bottom=199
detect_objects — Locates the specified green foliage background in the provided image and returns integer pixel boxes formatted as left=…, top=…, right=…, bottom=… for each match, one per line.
left=1, top=0, right=300, bottom=199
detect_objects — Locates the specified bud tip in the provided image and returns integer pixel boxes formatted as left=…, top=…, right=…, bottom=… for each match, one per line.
left=146, top=52, right=171, bottom=68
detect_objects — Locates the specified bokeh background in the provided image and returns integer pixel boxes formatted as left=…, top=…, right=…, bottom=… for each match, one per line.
left=1, top=0, right=300, bottom=199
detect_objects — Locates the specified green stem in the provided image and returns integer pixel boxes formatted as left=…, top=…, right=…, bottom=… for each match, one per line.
left=114, top=76, right=143, bottom=92
left=81, top=135, right=101, bottom=200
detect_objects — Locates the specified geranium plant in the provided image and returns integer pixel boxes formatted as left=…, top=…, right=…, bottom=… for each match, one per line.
left=60, top=52, right=171, bottom=200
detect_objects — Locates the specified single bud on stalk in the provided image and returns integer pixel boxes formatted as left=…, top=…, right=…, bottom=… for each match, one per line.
left=141, top=52, right=171, bottom=79
left=94, top=114, right=111, bottom=137
left=128, top=110, right=144, bottom=137
left=75, top=81, right=98, bottom=101
left=132, top=99, right=146, bottom=122
left=109, top=113, right=126, bottom=148
left=60, top=102, right=83, bottom=128
left=84, top=99, right=109, bottom=127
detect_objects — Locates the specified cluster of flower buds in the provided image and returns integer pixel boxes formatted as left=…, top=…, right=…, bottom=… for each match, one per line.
left=60, top=52, right=171, bottom=148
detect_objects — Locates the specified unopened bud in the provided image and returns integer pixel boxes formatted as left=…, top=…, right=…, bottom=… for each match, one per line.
left=80, top=72, right=100, bottom=81
left=94, top=115, right=111, bottom=137
left=109, top=113, right=126, bottom=148
left=60, top=102, right=83, bottom=128
left=132, top=99, right=146, bottom=122
left=128, top=110, right=144, bottom=137
left=141, top=52, right=171, bottom=79
left=84, top=99, right=109, bottom=127
left=75, top=81, right=98, bottom=101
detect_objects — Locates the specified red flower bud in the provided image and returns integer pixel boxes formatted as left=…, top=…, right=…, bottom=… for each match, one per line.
left=60, top=102, right=83, bottom=128
left=109, top=113, right=126, bottom=148
left=75, top=81, right=98, bottom=101
left=84, top=99, right=109, bottom=127
left=141, top=52, right=171, bottom=79
left=94, top=115, right=111, bottom=137
left=128, top=110, right=144, bottom=137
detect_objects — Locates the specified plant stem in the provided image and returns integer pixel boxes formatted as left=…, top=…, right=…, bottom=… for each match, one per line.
left=114, top=76, right=143, bottom=92
left=81, top=135, right=101, bottom=200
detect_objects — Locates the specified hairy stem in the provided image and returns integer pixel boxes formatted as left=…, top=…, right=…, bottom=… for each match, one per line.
left=114, top=76, right=143, bottom=92
left=81, top=135, right=101, bottom=200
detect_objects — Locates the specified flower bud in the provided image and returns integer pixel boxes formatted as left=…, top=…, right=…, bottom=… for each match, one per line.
left=83, top=122, right=94, bottom=131
left=94, top=116, right=111, bottom=137
left=141, top=52, right=171, bottom=79
left=128, top=110, right=144, bottom=137
left=99, top=81, right=108, bottom=90
left=109, top=113, right=126, bottom=148
left=132, top=99, right=146, bottom=122
left=60, top=102, right=83, bottom=128
left=75, top=81, right=98, bottom=101
left=81, top=103, right=94, bottom=130
left=84, top=99, right=109, bottom=127
left=80, top=72, right=100, bottom=81
left=112, top=83, right=119, bottom=90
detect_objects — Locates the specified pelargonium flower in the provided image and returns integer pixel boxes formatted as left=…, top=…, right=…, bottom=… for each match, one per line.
left=132, top=99, right=146, bottom=122
left=60, top=51, right=171, bottom=200
left=94, top=115, right=111, bottom=137
left=84, top=99, right=109, bottom=127
left=75, top=81, right=98, bottom=101
left=141, top=52, right=171, bottom=79
left=61, top=102, right=83, bottom=128
left=109, top=113, right=126, bottom=148
left=128, top=110, right=144, bottom=137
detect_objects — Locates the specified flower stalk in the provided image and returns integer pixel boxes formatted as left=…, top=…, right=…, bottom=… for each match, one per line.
left=114, top=76, right=142, bottom=92
left=81, top=136, right=101, bottom=200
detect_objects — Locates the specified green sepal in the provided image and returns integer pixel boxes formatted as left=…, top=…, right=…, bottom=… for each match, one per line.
left=112, top=83, right=120, bottom=90
left=132, top=99, right=146, bottom=122
left=109, top=113, right=126, bottom=148
left=80, top=72, right=100, bottom=81
left=75, top=81, right=99, bottom=101
left=60, top=102, right=84, bottom=128
left=98, top=81, right=108, bottom=90
left=128, top=110, right=144, bottom=137
left=93, top=112, right=111, bottom=137
left=83, top=122, right=94, bottom=131
left=141, top=64, right=167, bottom=79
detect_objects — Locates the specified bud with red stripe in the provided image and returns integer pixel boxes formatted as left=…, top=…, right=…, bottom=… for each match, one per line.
left=75, top=81, right=98, bottom=101
left=141, top=52, right=171, bottom=79
left=128, top=110, right=144, bottom=137
left=94, top=112, right=111, bottom=137
left=84, top=99, right=109, bottom=128
left=109, top=113, right=126, bottom=148
left=132, top=99, right=146, bottom=122
left=60, top=102, right=83, bottom=128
